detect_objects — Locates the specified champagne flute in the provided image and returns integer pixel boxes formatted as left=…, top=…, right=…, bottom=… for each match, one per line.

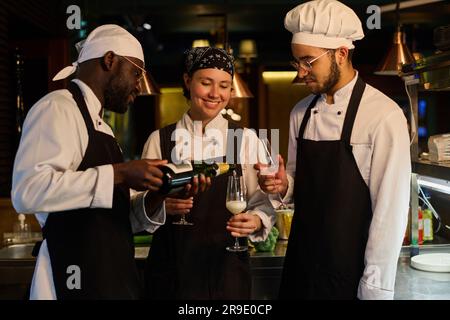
left=172, top=148, right=194, bottom=226
left=226, top=172, right=248, bottom=252
left=260, top=138, right=287, bottom=209
left=172, top=206, right=194, bottom=225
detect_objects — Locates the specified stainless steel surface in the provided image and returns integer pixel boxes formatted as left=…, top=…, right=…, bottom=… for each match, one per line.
left=396, top=245, right=450, bottom=299
left=0, top=243, right=36, bottom=300
left=0, top=243, right=35, bottom=260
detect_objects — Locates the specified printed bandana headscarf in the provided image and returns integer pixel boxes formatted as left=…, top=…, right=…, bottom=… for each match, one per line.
left=184, top=47, right=234, bottom=78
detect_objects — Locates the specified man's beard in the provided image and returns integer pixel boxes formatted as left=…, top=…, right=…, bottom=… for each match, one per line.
left=311, top=55, right=340, bottom=95
left=104, top=76, right=131, bottom=114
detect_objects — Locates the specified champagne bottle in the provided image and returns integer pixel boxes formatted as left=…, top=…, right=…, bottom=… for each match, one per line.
left=159, top=161, right=236, bottom=195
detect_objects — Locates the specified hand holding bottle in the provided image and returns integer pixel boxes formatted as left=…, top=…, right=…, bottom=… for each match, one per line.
left=164, top=174, right=211, bottom=215
left=182, top=173, right=212, bottom=196
left=158, top=161, right=232, bottom=195
left=112, top=159, right=168, bottom=191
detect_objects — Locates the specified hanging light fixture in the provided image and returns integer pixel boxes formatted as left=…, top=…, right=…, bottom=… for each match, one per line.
left=232, top=72, right=254, bottom=98
left=238, top=39, right=258, bottom=63
left=374, top=1, right=415, bottom=76
left=192, top=39, right=210, bottom=48
left=138, top=72, right=161, bottom=95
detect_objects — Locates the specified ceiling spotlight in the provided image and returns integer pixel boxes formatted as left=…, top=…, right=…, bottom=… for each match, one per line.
left=143, top=23, right=151, bottom=30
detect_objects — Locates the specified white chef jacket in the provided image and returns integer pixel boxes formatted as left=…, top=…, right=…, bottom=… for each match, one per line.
left=11, top=79, right=165, bottom=300
left=283, top=72, right=411, bottom=300
left=141, top=111, right=276, bottom=242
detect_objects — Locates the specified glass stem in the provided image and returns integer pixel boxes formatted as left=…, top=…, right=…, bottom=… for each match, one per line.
left=234, top=237, right=240, bottom=248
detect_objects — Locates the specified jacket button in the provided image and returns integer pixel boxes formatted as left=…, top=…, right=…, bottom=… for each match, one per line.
left=337, top=111, right=342, bottom=115
left=313, top=110, right=318, bottom=114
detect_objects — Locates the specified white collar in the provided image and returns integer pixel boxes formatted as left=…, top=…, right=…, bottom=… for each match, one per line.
left=319, top=70, right=359, bottom=107
left=71, top=79, right=103, bottom=119
left=181, top=110, right=228, bottom=136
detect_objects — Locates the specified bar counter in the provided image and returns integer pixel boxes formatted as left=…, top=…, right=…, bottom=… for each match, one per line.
left=1, top=241, right=449, bottom=300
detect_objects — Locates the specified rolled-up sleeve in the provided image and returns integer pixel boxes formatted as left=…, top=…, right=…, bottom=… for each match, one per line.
left=128, top=130, right=166, bottom=233
left=130, top=190, right=166, bottom=233
left=247, top=189, right=276, bottom=242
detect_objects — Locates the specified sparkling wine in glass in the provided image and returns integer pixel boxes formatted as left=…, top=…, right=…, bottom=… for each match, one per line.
left=226, top=173, right=248, bottom=252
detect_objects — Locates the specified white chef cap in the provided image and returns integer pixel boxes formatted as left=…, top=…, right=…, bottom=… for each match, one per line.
left=284, top=0, right=364, bottom=49
left=53, top=24, right=145, bottom=81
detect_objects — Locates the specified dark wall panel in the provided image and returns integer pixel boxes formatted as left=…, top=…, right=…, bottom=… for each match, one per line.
left=0, top=0, right=63, bottom=197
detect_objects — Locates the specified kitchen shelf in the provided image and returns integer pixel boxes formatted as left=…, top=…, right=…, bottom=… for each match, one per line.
left=413, top=160, right=450, bottom=181
left=401, top=51, right=450, bottom=91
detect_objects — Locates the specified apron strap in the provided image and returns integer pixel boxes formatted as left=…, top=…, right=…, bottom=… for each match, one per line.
left=340, top=77, right=366, bottom=144
left=40, top=81, right=99, bottom=242
left=226, top=120, right=243, bottom=176
left=297, top=77, right=366, bottom=144
left=67, top=82, right=96, bottom=134
left=31, top=240, right=43, bottom=257
left=298, top=95, right=320, bottom=140
left=159, top=123, right=177, bottom=161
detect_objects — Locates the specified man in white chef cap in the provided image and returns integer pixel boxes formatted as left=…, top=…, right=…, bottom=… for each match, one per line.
left=11, top=24, right=191, bottom=299
left=255, top=0, right=411, bottom=299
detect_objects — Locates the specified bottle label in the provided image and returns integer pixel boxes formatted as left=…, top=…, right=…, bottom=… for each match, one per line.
left=164, top=163, right=193, bottom=174
left=423, top=219, right=433, bottom=240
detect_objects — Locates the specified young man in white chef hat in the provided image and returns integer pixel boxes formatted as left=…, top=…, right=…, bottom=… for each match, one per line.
left=11, top=24, right=205, bottom=299
left=255, top=0, right=411, bottom=299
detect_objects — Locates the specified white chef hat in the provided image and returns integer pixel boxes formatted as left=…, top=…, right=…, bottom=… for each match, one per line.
left=284, top=0, right=364, bottom=49
left=52, top=24, right=144, bottom=81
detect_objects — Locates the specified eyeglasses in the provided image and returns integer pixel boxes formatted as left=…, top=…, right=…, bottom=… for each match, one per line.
left=120, top=55, right=147, bottom=81
left=290, top=50, right=330, bottom=73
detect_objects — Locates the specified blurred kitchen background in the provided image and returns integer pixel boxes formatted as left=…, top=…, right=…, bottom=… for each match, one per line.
left=0, top=0, right=449, bottom=299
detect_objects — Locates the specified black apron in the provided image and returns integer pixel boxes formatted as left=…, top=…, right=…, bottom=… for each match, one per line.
left=38, top=82, right=141, bottom=299
left=279, top=77, right=373, bottom=300
left=144, top=121, right=251, bottom=300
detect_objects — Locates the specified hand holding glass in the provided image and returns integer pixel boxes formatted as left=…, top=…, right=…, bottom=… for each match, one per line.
left=260, top=138, right=287, bottom=209
left=226, top=173, right=248, bottom=252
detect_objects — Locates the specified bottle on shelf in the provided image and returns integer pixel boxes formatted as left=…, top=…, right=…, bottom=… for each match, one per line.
left=422, top=208, right=434, bottom=242
left=418, top=207, right=424, bottom=245
left=159, top=161, right=236, bottom=195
